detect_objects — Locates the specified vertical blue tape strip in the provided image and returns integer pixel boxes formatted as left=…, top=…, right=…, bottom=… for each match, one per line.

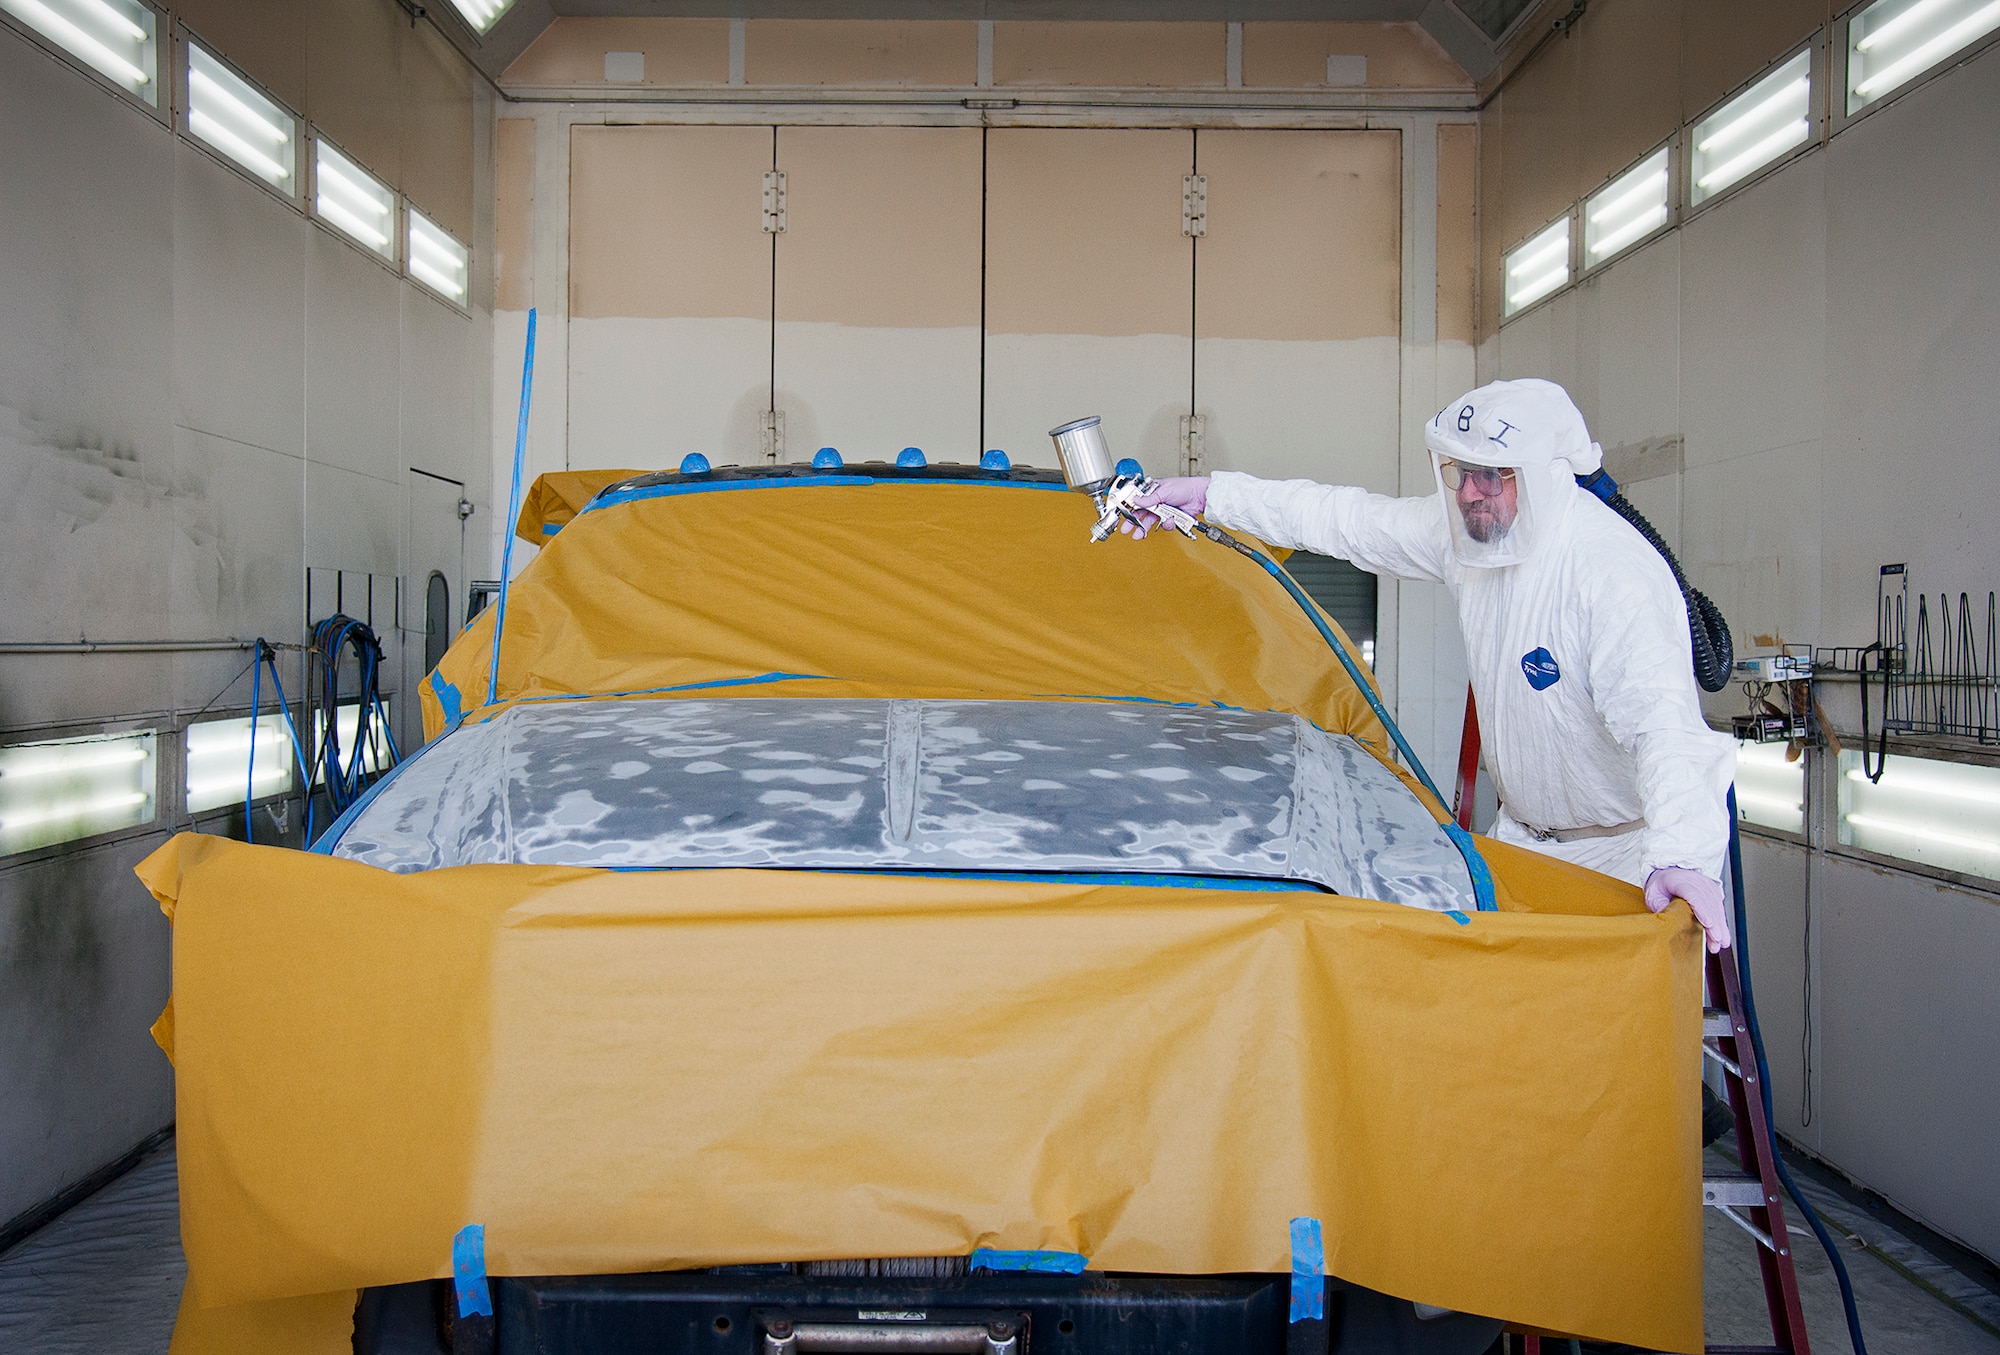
left=452, top=1224, right=492, bottom=1319
left=1289, top=1216, right=1325, bottom=1322
left=489, top=307, right=538, bottom=705
left=1244, top=544, right=1497, bottom=912
left=429, top=670, right=463, bottom=727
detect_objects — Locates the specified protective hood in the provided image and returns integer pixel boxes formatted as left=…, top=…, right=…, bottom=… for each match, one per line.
left=1424, top=379, right=1602, bottom=568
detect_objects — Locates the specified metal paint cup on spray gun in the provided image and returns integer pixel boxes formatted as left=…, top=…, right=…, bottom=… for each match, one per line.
left=1048, top=416, right=1200, bottom=543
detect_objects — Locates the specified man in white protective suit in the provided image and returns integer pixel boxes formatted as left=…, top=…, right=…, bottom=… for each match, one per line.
left=1127, top=377, right=1738, bottom=953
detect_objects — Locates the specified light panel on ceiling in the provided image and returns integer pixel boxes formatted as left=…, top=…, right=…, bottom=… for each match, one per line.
left=449, top=0, right=515, bottom=34
left=1584, top=145, right=1670, bottom=267
left=1503, top=216, right=1570, bottom=316
left=1848, top=0, right=2000, bottom=110
left=1, top=0, right=157, bottom=103
left=408, top=206, right=470, bottom=305
left=187, top=41, right=295, bottom=193
left=314, top=137, right=397, bottom=260
left=1690, top=50, right=1812, bottom=205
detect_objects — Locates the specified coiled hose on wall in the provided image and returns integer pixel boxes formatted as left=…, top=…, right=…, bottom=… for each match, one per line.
left=1577, top=468, right=1734, bottom=691
left=303, top=613, right=400, bottom=843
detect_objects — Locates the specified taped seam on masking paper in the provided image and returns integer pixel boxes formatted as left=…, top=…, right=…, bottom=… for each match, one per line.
left=1290, top=1217, right=1325, bottom=1323
left=970, top=1248, right=1088, bottom=1274
left=453, top=1224, right=492, bottom=1318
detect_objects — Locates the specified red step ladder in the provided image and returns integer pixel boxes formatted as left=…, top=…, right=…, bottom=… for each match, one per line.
left=1455, top=689, right=1813, bottom=1354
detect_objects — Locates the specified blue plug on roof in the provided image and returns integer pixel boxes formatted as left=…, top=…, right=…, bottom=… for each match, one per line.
left=1115, top=457, right=1143, bottom=479
left=980, top=449, right=1011, bottom=471
left=679, top=452, right=711, bottom=474
left=812, top=447, right=844, bottom=470
left=897, top=446, right=927, bottom=468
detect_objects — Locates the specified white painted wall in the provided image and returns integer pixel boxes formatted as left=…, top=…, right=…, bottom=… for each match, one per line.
left=0, top=26, right=491, bottom=1229
left=1482, top=44, right=2000, bottom=1260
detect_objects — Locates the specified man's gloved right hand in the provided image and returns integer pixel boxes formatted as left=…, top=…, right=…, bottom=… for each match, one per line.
left=1643, top=866, right=1732, bottom=953
left=1123, top=476, right=1210, bottom=539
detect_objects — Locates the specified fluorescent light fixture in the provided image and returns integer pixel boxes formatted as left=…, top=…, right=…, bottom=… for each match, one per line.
left=314, top=138, right=395, bottom=259
left=1838, top=750, right=2000, bottom=881
left=1734, top=740, right=1806, bottom=834
left=1690, top=51, right=1811, bottom=204
left=407, top=206, right=469, bottom=305
left=185, top=714, right=296, bottom=814
left=1848, top=0, right=2000, bottom=109
left=1584, top=147, right=1671, bottom=265
left=187, top=44, right=294, bottom=193
left=1503, top=217, right=1570, bottom=317
left=447, top=0, right=514, bottom=34
left=1, top=0, right=157, bottom=103
left=0, top=730, right=157, bottom=855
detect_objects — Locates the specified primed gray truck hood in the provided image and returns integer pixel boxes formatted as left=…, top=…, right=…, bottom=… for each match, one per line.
left=331, top=697, right=1475, bottom=912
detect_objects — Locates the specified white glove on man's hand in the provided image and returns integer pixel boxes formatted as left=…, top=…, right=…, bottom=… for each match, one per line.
left=1644, top=866, right=1732, bottom=953
left=1122, top=477, right=1210, bottom=539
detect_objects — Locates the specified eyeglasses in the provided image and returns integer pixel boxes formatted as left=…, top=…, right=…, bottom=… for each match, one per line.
left=1438, top=460, right=1517, bottom=494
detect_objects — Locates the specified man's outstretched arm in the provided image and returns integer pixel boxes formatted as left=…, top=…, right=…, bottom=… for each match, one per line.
left=1132, top=473, right=1455, bottom=585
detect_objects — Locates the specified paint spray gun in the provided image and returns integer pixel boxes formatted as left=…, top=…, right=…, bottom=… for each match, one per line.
left=1048, top=416, right=1201, bottom=543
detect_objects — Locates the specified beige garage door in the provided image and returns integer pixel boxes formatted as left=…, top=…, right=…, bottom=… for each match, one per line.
left=775, top=127, right=983, bottom=464
left=1194, top=128, right=1403, bottom=493
left=568, top=125, right=774, bottom=467
left=984, top=128, right=1194, bottom=472
left=564, top=125, right=1401, bottom=484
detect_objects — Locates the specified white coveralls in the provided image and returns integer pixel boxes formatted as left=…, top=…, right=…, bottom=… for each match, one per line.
left=1204, top=391, right=1736, bottom=887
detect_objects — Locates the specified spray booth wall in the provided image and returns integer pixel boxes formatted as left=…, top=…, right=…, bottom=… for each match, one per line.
left=1478, top=1, right=2000, bottom=1262
left=0, top=0, right=491, bottom=1231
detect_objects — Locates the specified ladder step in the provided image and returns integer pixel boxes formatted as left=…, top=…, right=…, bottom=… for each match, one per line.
left=1703, top=1008, right=1735, bottom=1038
left=1703, top=1174, right=1771, bottom=1208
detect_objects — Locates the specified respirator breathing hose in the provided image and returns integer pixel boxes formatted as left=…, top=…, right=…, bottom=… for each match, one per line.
left=1577, top=469, right=1734, bottom=691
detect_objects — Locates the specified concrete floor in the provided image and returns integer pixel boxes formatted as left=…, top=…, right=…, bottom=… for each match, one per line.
left=0, top=1138, right=1995, bottom=1354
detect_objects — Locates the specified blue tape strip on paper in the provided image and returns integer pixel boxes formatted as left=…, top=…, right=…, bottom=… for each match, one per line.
left=453, top=1224, right=493, bottom=1319
left=429, top=670, right=464, bottom=726
left=1445, top=909, right=1471, bottom=925
left=583, top=473, right=1069, bottom=520
left=970, top=1249, right=1088, bottom=1274
left=1289, top=1217, right=1325, bottom=1323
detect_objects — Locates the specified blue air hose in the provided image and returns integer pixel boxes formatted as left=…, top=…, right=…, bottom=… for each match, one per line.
left=243, top=641, right=310, bottom=845
left=1727, top=786, right=1868, bottom=1355
left=304, top=615, right=401, bottom=844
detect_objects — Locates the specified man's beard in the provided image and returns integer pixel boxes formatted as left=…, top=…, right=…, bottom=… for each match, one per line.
left=1461, top=502, right=1512, bottom=543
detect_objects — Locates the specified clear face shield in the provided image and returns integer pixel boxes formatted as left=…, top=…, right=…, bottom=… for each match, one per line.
left=1431, top=451, right=1541, bottom=568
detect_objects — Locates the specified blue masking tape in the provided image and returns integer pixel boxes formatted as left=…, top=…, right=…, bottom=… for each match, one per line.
left=1289, top=1217, right=1324, bottom=1323
left=453, top=1224, right=492, bottom=1319
left=1446, top=910, right=1471, bottom=925
left=970, top=1248, right=1088, bottom=1274
left=428, top=670, right=463, bottom=727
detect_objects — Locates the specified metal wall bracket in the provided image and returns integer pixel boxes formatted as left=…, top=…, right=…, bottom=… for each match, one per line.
left=1179, top=413, right=1207, bottom=476
left=763, top=169, right=788, bottom=233
left=761, top=409, right=786, bottom=462
left=1182, top=174, right=1207, bottom=237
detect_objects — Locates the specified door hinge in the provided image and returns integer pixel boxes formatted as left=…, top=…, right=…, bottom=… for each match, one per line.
left=761, top=409, right=786, bottom=462
left=762, top=169, right=787, bottom=234
left=1179, top=413, right=1206, bottom=476
left=1182, top=174, right=1207, bottom=238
